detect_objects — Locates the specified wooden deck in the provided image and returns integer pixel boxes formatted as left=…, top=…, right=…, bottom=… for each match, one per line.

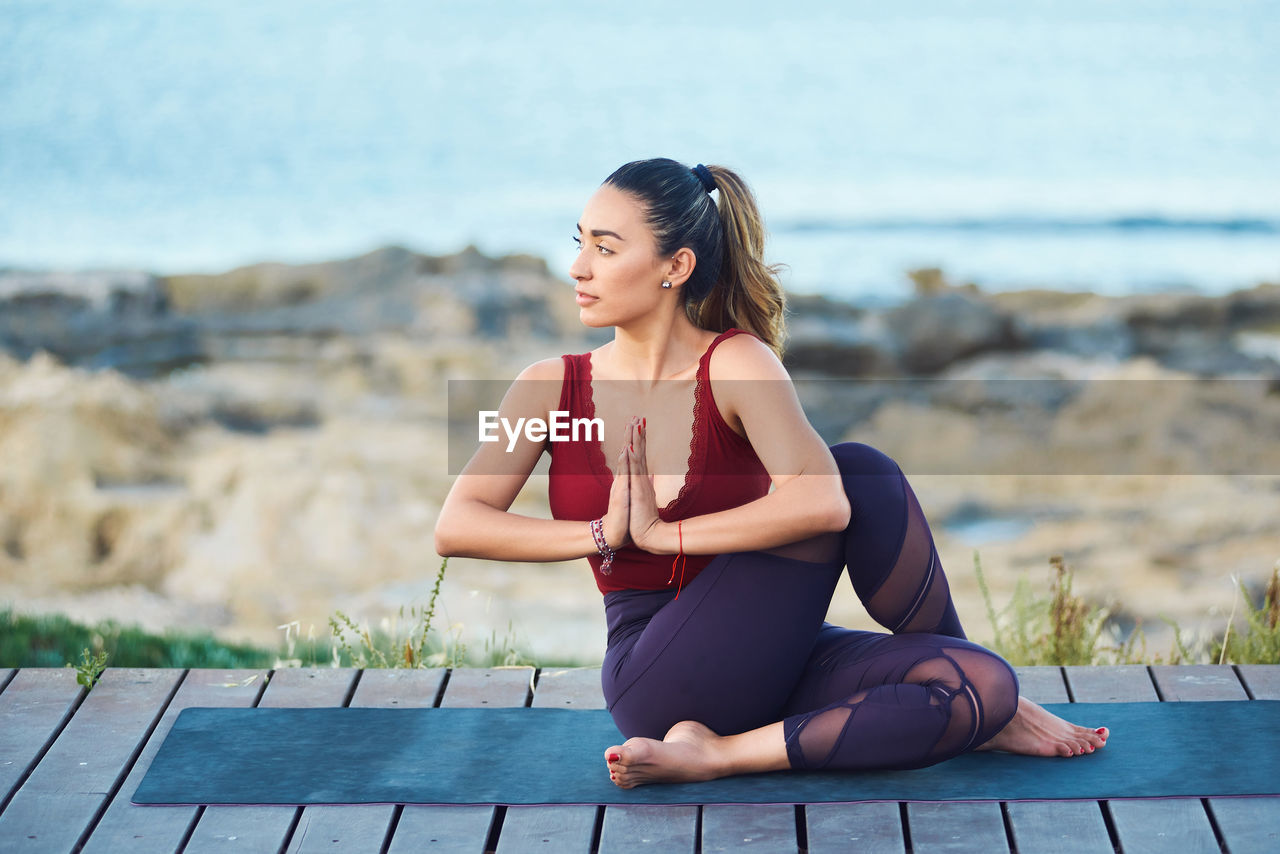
left=0, top=665, right=1277, bottom=853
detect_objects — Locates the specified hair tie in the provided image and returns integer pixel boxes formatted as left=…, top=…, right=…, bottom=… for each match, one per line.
left=692, top=163, right=716, bottom=194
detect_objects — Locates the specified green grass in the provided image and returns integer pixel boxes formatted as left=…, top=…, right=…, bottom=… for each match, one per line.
left=0, top=607, right=275, bottom=670
left=975, top=552, right=1277, bottom=666
left=5, top=555, right=1274, bottom=673
left=1213, top=565, right=1280, bottom=665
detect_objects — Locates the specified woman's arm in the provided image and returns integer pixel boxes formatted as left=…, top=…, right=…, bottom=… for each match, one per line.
left=628, top=334, right=850, bottom=555
left=434, top=357, right=630, bottom=561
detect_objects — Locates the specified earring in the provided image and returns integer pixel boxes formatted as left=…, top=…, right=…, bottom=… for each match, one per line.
left=661, top=281, right=672, bottom=289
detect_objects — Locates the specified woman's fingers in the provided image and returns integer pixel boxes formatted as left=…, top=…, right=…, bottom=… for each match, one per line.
left=626, top=416, right=662, bottom=548
left=634, top=416, right=648, bottom=476
left=603, top=443, right=630, bottom=549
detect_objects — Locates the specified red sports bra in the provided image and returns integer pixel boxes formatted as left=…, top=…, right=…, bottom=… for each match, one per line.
left=548, top=328, right=772, bottom=594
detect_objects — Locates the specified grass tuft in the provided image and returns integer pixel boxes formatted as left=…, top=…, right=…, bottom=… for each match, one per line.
left=974, top=552, right=1198, bottom=666
left=1212, top=563, right=1280, bottom=665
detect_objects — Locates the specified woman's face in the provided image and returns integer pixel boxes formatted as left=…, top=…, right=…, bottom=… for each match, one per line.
left=569, top=184, right=671, bottom=327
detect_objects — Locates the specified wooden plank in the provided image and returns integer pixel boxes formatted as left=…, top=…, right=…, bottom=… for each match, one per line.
left=80, top=669, right=267, bottom=854
left=702, top=804, right=798, bottom=853
left=498, top=669, right=603, bottom=854
left=805, top=802, right=905, bottom=854
left=1005, top=664, right=1113, bottom=852
left=1156, top=665, right=1280, bottom=854
left=905, top=802, right=1008, bottom=853
left=0, top=668, right=84, bottom=810
left=1013, top=665, right=1069, bottom=702
left=182, top=668, right=358, bottom=854
left=1005, top=801, right=1112, bottom=854
left=1107, top=800, right=1219, bottom=854
left=0, top=668, right=182, bottom=852
left=496, top=805, right=598, bottom=854
left=1063, top=664, right=1158, bottom=702
left=907, top=666, right=1067, bottom=854
left=1150, top=664, right=1248, bottom=701
left=1207, top=798, right=1280, bottom=853
left=530, top=667, right=602, bottom=707
left=350, top=668, right=447, bottom=707
left=439, top=667, right=533, bottom=707
left=282, top=669, right=447, bottom=854
left=534, top=668, right=701, bottom=854
left=386, top=667, right=534, bottom=854
left=1237, top=664, right=1280, bottom=700
left=1104, top=665, right=1232, bottom=854
left=599, top=805, right=698, bottom=854
left=1002, top=665, right=1116, bottom=853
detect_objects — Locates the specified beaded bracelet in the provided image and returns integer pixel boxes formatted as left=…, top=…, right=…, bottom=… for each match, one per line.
left=590, top=518, right=615, bottom=574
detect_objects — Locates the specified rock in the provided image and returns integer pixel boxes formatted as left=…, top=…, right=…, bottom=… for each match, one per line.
left=3, top=250, right=1279, bottom=660
left=0, top=245, right=588, bottom=377
left=884, top=291, right=1026, bottom=374
left=783, top=293, right=896, bottom=377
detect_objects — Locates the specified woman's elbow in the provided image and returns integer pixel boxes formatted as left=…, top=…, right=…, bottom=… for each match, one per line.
left=433, top=507, right=468, bottom=557
left=433, top=529, right=458, bottom=558
left=823, top=491, right=852, bottom=532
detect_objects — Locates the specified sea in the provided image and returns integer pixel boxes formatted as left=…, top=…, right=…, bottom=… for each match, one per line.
left=2, top=0, right=1278, bottom=305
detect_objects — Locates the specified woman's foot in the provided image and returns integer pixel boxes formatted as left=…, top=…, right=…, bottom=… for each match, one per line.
left=977, top=696, right=1109, bottom=757
left=605, top=719, right=791, bottom=788
left=604, top=721, right=730, bottom=788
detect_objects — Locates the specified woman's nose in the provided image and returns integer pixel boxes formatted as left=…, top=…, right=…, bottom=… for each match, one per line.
left=569, top=251, right=590, bottom=281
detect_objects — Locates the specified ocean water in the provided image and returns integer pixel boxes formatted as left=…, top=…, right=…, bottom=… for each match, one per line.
left=2, top=0, right=1278, bottom=303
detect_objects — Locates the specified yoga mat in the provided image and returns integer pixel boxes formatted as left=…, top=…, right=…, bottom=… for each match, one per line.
left=133, top=701, right=1280, bottom=806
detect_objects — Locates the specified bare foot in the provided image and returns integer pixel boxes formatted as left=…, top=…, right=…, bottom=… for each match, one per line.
left=604, top=721, right=730, bottom=789
left=977, top=696, right=1109, bottom=757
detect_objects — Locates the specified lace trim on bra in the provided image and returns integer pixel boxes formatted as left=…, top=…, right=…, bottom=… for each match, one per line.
left=580, top=331, right=738, bottom=518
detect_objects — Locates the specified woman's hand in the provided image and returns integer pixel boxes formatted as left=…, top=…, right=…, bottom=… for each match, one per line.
left=603, top=438, right=632, bottom=552
left=626, top=416, right=667, bottom=551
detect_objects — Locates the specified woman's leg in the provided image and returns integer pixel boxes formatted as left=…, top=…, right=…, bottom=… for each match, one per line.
left=602, top=549, right=844, bottom=741
left=606, top=442, right=1108, bottom=786
left=829, top=441, right=965, bottom=638
left=779, top=627, right=1020, bottom=771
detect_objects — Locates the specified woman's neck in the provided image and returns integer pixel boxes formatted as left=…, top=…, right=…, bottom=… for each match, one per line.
left=601, top=316, right=715, bottom=385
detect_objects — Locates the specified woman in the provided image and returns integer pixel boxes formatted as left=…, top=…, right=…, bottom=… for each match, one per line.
left=434, top=158, right=1107, bottom=788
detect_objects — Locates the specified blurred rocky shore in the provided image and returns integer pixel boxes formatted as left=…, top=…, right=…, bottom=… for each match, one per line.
left=2, top=246, right=1278, bottom=660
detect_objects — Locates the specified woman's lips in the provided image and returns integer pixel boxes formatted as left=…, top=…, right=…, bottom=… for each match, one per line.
left=575, top=292, right=598, bottom=306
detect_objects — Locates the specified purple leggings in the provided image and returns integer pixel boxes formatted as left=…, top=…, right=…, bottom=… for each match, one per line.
left=601, top=442, right=1020, bottom=771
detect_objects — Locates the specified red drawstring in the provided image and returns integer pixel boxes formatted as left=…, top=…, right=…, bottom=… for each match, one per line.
left=668, top=520, right=686, bottom=599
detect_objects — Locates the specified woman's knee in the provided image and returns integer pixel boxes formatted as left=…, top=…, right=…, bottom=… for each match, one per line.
left=829, top=442, right=902, bottom=478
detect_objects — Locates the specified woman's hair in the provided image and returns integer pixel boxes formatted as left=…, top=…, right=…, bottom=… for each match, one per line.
left=603, top=158, right=787, bottom=355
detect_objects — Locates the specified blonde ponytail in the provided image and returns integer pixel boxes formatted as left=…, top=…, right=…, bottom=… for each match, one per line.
left=690, top=165, right=787, bottom=356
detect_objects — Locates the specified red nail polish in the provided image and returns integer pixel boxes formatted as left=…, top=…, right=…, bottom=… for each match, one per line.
left=607, top=753, right=620, bottom=762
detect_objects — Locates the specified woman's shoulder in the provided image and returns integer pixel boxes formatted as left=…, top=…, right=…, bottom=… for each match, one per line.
left=706, top=328, right=790, bottom=382
left=517, top=356, right=569, bottom=382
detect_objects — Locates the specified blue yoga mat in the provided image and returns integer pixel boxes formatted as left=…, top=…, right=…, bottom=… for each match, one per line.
left=133, top=701, right=1280, bottom=806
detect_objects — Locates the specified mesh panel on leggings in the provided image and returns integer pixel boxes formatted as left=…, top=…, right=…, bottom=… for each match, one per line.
left=760, top=530, right=844, bottom=565
left=860, top=475, right=965, bottom=639
left=783, top=646, right=1018, bottom=771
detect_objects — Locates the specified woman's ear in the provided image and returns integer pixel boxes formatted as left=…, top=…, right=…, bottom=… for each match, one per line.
left=664, top=247, right=698, bottom=288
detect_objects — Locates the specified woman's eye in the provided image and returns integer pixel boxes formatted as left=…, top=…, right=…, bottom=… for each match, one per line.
left=596, top=244, right=612, bottom=256
left=572, top=235, right=583, bottom=249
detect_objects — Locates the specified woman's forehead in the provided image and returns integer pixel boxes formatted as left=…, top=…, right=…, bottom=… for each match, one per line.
left=580, top=185, right=647, bottom=236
